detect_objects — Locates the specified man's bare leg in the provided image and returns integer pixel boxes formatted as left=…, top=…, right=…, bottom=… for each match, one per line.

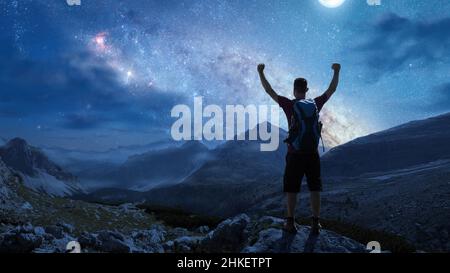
left=310, top=191, right=322, bottom=234
left=283, top=193, right=298, bottom=233
left=286, top=192, right=297, bottom=218
left=310, top=191, right=321, bottom=217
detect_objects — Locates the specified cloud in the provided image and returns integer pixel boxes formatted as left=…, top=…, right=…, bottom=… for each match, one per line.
left=427, top=83, right=450, bottom=111
left=0, top=46, right=187, bottom=131
left=63, top=113, right=103, bottom=129
left=354, top=13, right=450, bottom=76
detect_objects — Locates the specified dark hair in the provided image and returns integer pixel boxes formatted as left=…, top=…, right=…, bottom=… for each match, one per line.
left=294, top=78, right=308, bottom=93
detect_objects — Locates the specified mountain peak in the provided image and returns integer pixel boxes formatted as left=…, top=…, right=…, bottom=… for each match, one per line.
left=5, top=137, right=30, bottom=150
left=7, top=137, right=28, bottom=146
left=0, top=137, right=77, bottom=183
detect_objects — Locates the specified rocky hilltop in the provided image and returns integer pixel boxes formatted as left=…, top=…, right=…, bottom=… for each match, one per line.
left=0, top=213, right=365, bottom=253
left=0, top=158, right=365, bottom=253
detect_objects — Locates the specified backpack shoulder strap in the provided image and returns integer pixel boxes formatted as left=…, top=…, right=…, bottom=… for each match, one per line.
left=305, top=98, right=318, bottom=113
left=296, top=99, right=318, bottom=119
left=296, top=103, right=306, bottom=120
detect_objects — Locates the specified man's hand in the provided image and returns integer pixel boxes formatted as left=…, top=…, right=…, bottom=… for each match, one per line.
left=257, top=63, right=265, bottom=73
left=332, top=63, right=341, bottom=72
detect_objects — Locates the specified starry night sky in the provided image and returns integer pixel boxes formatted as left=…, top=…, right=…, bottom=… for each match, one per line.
left=1, top=0, right=449, bottom=151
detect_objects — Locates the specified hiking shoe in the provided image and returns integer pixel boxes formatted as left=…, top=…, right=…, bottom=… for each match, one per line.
left=283, top=217, right=298, bottom=234
left=311, top=216, right=322, bottom=235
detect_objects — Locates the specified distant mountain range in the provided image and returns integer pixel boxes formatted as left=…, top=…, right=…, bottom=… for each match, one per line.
left=81, top=124, right=288, bottom=215
left=321, top=113, right=450, bottom=178
left=140, top=125, right=287, bottom=215
left=0, top=138, right=82, bottom=196
left=78, top=141, right=212, bottom=191
left=42, top=139, right=183, bottom=171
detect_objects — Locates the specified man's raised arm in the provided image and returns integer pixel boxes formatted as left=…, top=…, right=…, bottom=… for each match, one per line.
left=257, top=63, right=279, bottom=103
left=323, top=63, right=341, bottom=99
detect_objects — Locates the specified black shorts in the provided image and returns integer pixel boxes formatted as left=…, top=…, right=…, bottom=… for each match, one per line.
left=283, top=152, right=322, bottom=193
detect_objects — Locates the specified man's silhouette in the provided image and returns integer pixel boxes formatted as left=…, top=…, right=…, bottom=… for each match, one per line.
left=258, top=63, right=341, bottom=234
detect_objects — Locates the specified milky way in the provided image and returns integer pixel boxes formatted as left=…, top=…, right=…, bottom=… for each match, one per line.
left=79, top=14, right=369, bottom=146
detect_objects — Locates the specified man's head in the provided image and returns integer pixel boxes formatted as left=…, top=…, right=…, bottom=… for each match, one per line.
left=293, top=78, right=308, bottom=99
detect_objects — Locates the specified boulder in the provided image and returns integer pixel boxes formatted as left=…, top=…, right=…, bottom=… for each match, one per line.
left=44, top=226, right=65, bottom=240
left=170, top=227, right=189, bottom=238
left=201, top=213, right=251, bottom=252
left=33, top=226, right=46, bottom=237
left=17, top=223, right=34, bottom=234
left=97, top=231, right=130, bottom=253
left=258, top=216, right=284, bottom=227
left=196, top=225, right=210, bottom=234
left=131, top=228, right=165, bottom=253
left=78, top=232, right=99, bottom=249
left=57, top=223, right=74, bottom=234
left=172, top=236, right=203, bottom=253
left=242, top=226, right=366, bottom=253
left=98, top=230, right=125, bottom=242
left=0, top=232, right=43, bottom=253
left=163, top=240, right=174, bottom=251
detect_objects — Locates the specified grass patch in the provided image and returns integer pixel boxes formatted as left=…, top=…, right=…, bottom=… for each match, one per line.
left=77, top=199, right=224, bottom=230
left=137, top=203, right=223, bottom=230
left=10, top=175, right=156, bottom=234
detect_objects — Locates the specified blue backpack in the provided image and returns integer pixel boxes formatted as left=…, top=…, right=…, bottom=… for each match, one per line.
left=284, top=99, right=324, bottom=153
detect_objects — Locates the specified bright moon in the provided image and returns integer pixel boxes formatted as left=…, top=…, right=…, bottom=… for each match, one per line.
left=318, top=0, right=346, bottom=8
